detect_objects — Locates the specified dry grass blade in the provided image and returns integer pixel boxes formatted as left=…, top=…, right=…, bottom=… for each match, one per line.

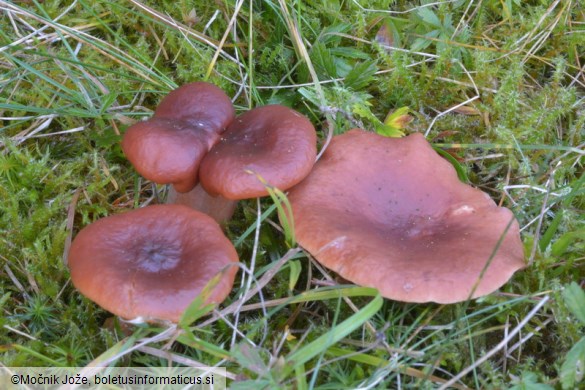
left=438, top=296, right=550, bottom=389
left=86, top=326, right=179, bottom=368
left=125, top=0, right=240, bottom=58
left=203, top=0, right=246, bottom=80
left=276, top=0, right=335, bottom=160
left=62, top=188, right=81, bottom=267
left=137, top=346, right=237, bottom=380
left=527, top=161, right=562, bottom=265
left=307, top=256, right=447, bottom=385
left=0, top=1, right=172, bottom=88
left=424, top=96, right=480, bottom=137
left=198, top=248, right=301, bottom=327
left=230, top=198, right=266, bottom=347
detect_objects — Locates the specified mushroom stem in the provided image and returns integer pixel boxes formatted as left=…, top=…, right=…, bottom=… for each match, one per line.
left=167, top=184, right=237, bottom=224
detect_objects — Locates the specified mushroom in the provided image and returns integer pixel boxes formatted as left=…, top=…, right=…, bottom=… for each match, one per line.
left=68, top=204, right=239, bottom=322
left=199, top=105, right=317, bottom=200
left=286, top=130, right=525, bottom=304
left=121, top=82, right=235, bottom=193
left=121, top=118, right=214, bottom=193
left=153, top=81, right=235, bottom=131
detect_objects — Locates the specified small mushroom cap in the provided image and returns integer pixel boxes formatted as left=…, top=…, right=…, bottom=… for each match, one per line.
left=68, top=205, right=239, bottom=322
left=154, top=82, right=235, bottom=134
left=199, top=105, right=317, bottom=200
left=287, top=130, right=525, bottom=304
left=121, top=118, right=216, bottom=193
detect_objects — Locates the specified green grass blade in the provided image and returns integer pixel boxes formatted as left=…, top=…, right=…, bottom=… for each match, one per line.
left=234, top=204, right=277, bottom=247
left=282, top=293, right=383, bottom=377
left=11, top=344, right=64, bottom=367
left=540, top=172, right=584, bottom=252
left=283, top=286, right=379, bottom=305
left=433, top=146, right=469, bottom=182
left=175, top=332, right=231, bottom=360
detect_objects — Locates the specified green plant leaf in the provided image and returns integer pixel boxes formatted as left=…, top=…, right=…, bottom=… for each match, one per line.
left=330, top=47, right=371, bottom=60
left=560, top=337, right=585, bottom=389
left=563, top=282, right=585, bottom=325
left=344, top=60, right=377, bottom=90
left=234, top=204, right=277, bottom=247
left=510, top=371, right=554, bottom=390
left=552, top=229, right=585, bottom=257
left=383, top=106, right=410, bottom=127
left=311, top=43, right=338, bottom=79
left=417, top=7, right=442, bottom=28
left=283, top=286, right=379, bottom=306
left=0, top=292, right=11, bottom=311
left=298, top=87, right=321, bottom=107
left=374, top=123, right=404, bottom=138
left=288, top=260, right=302, bottom=291
left=232, top=343, right=269, bottom=375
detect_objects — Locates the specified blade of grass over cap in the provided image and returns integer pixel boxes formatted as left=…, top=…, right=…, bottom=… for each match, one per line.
left=245, top=169, right=296, bottom=247
left=179, top=269, right=230, bottom=328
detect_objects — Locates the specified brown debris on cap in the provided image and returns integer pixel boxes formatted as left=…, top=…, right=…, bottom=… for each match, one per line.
left=68, top=205, right=239, bottom=322
left=199, top=105, right=317, bottom=200
left=121, top=82, right=235, bottom=193
left=287, top=129, right=525, bottom=304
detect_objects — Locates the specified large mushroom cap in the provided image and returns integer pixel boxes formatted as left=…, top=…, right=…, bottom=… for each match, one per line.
left=121, top=82, right=235, bottom=193
left=68, top=205, right=239, bottom=322
left=199, top=105, right=317, bottom=200
left=287, top=130, right=525, bottom=304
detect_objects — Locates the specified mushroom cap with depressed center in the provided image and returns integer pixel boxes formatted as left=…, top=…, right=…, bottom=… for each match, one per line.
left=68, top=205, right=239, bottom=322
left=287, top=130, right=525, bottom=304
left=199, top=105, right=317, bottom=200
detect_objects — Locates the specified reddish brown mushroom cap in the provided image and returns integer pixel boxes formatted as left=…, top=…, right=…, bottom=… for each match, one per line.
left=121, top=82, right=235, bottom=193
left=122, top=118, right=215, bottom=193
left=68, top=205, right=239, bottom=322
left=155, top=82, right=235, bottom=132
left=287, top=130, right=525, bottom=304
left=199, top=105, right=317, bottom=200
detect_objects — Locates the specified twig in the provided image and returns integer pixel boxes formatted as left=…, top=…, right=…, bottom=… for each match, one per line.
left=424, top=96, right=480, bottom=137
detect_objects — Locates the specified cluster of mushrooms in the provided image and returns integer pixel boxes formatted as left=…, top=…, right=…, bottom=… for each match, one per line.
left=68, top=82, right=526, bottom=324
